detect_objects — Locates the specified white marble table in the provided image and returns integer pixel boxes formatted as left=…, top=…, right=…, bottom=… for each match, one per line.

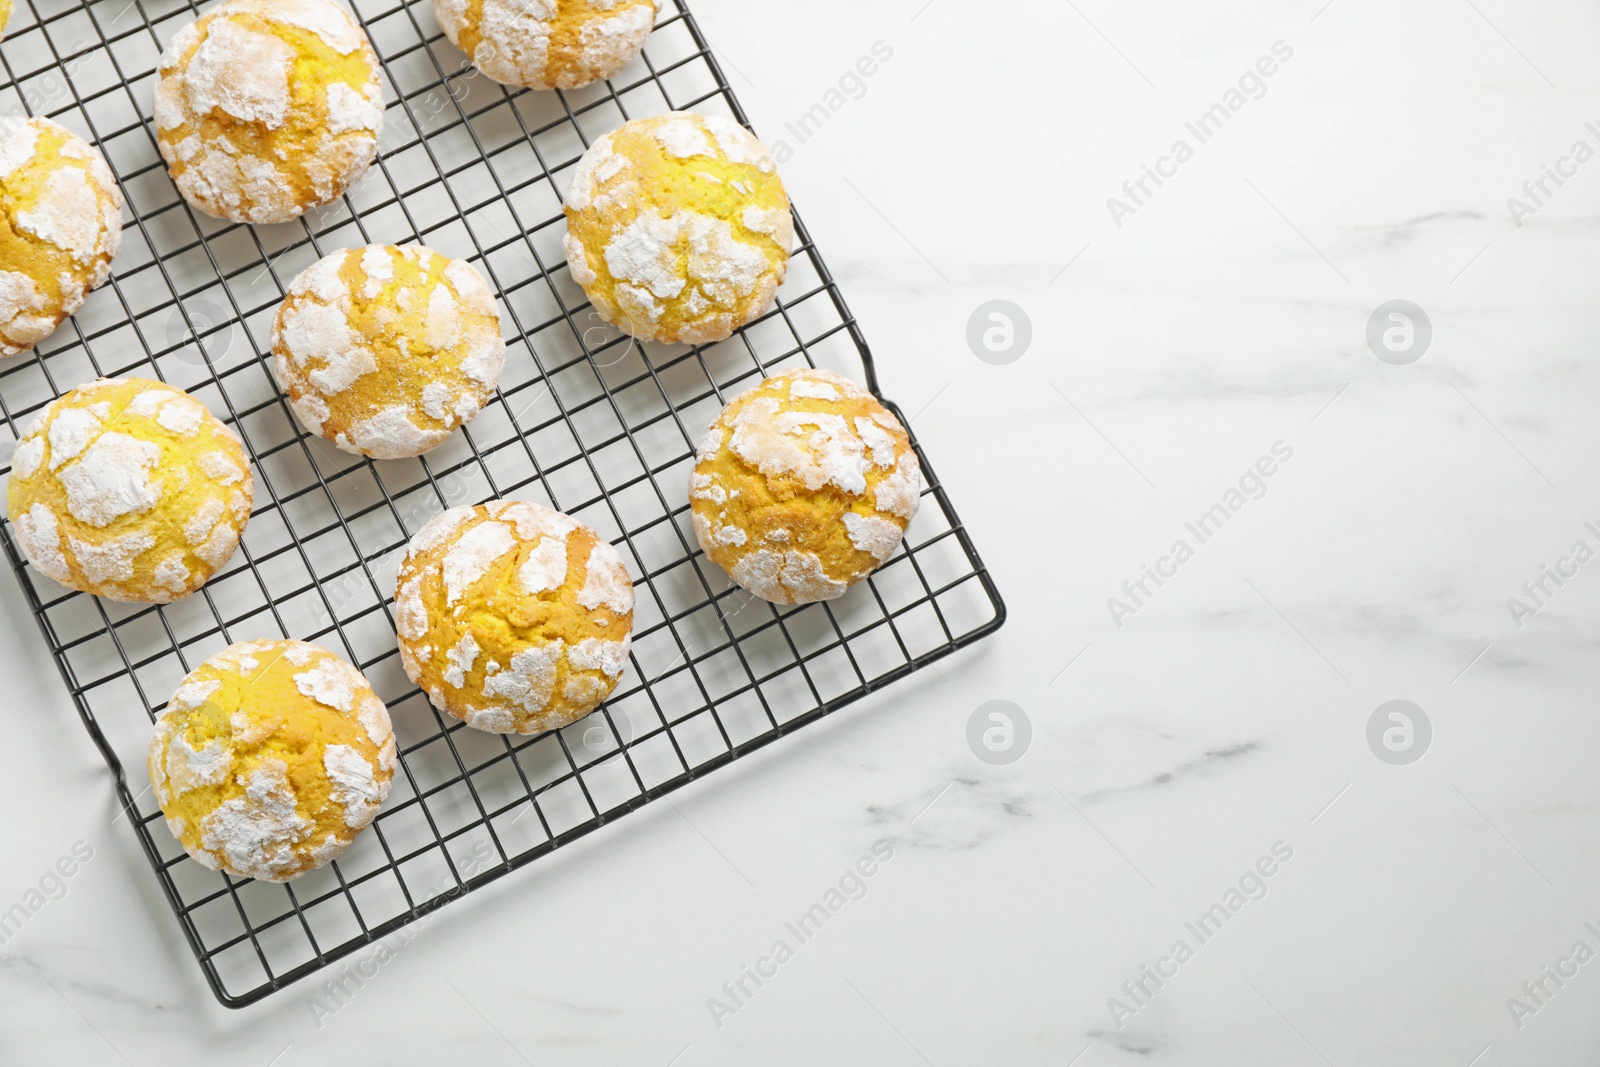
left=3, top=0, right=1600, bottom=1064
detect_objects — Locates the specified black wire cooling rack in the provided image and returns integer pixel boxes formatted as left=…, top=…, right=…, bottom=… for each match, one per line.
left=0, top=0, right=1005, bottom=1007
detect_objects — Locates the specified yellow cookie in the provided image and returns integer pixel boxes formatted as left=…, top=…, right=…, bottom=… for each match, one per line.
left=149, top=640, right=397, bottom=882
left=691, top=368, right=920, bottom=604
left=153, top=0, right=385, bottom=224
left=0, top=117, right=123, bottom=358
left=395, top=500, right=635, bottom=735
left=0, top=0, right=12, bottom=41
left=6, top=378, right=253, bottom=602
left=435, top=0, right=660, bottom=91
left=563, top=111, right=792, bottom=346
left=271, top=244, right=506, bottom=459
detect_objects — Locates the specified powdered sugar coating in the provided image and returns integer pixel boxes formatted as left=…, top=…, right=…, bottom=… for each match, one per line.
left=518, top=534, right=569, bottom=594
left=690, top=368, right=921, bottom=604
left=730, top=548, right=846, bottom=604
left=293, top=656, right=363, bottom=712
left=57, top=432, right=162, bottom=526
left=443, top=521, right=517, bottom=604
left=576, top=540, right=634, bottom=614
left=395, top=499, right=636, bottom=735
left=149, top=639, right=395, bottom=882
left=153, top=0, right=384, bottom=224
left=6, top=378, right=253, bottom=602
left=323, top=744, right=384, bottom=827
left=0, top=118, right=123, bottom=357
left=842, top=511, right=904, bottom=562
left=563, top=111, right=792, bottom=345
left=272, top=245, right=505, bottom=459
left=434, top=0, right=659, bottom=91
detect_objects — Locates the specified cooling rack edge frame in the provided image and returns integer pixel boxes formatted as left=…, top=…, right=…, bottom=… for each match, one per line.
left=0, top=0, right=1010, bottom=1008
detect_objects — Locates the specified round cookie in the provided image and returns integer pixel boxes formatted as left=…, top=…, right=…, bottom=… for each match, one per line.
left=152, top=0, right=385, bottom=224
left=7, top=377, right=253, bottom=602
left=691, top=368, right=920, bottom=604
left=394, top=500, right=635, bottom=735
left=0, top=0, right=11, bottom=41
left=435, top=0, right=659, bottom=91
left=149, top=640, right=397, bottom=882
left=563, top=111, right=792, bottom=346
left=0, top=117, right=124, bottom=358
left=272, top=244, right=506, bottom=459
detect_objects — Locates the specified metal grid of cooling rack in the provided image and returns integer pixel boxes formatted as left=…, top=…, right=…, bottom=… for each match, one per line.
left=0, top=0, right=1005, bottom=1007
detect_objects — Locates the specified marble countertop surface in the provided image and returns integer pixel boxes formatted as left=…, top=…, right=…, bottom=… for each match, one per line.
left=4, top=0, right=1600, bottom=1064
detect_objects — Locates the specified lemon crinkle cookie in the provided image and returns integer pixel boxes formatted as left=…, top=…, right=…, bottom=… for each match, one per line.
left=563, top=111, right=793, bottom=346
left=435, top=0, right=660, bottom=91
left=153, top=0, right=385, bottom=224
left=0, top=0, right=12, bottom=42
left=395, top=500, right=635, bottom=735
left=691, top=368, right=921, bottom=604
left=272, top=244, right=506, bottom=459
left=149, top=640, right=397, bottom=882
left=7, top=378, right=253, bottom=602
left=0, top=117, right=124, bottom=357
